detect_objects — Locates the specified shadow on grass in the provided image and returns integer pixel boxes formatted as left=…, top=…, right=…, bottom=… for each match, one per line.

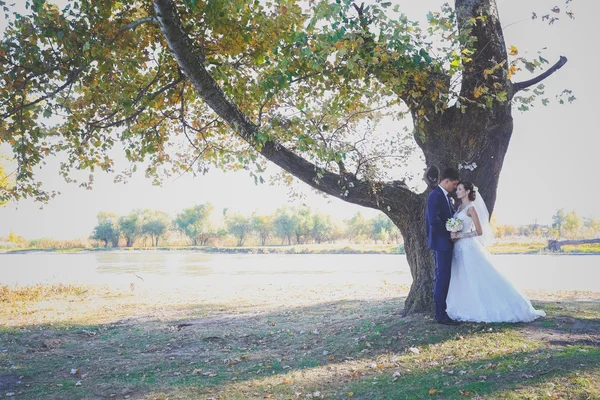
left=1, top=298, right=599, bottom=399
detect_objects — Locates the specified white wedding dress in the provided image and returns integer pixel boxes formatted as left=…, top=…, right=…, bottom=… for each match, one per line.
left=446, top=205, right=546, bottom=323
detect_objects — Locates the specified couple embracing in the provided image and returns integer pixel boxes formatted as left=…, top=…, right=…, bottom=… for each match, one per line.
left=426, top=167, right=545, bottom=325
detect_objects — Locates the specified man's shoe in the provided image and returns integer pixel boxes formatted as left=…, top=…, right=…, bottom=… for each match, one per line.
left=437, top=318, right=460, bottom=325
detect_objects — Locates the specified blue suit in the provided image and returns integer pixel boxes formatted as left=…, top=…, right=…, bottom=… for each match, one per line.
left=426, top=186, right=454, bottom=322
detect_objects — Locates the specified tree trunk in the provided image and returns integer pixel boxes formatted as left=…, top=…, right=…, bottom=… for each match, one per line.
left=385, top=194, right=435, bottom=315
left=548, top=238, right=600, bottom=252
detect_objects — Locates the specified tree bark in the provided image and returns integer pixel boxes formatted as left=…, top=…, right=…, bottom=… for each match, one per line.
left=386, top=194, right=435, bottom=314
left=547, top=238, right=600, bottom=252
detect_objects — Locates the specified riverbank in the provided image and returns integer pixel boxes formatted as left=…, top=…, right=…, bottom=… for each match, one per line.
left=1, top=281, right=599, bottom=399
left=2, top=241, right=600, bottom=255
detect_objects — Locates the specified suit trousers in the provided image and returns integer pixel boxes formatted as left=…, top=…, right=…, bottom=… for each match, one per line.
left=434, top=249, right=453, bottom=321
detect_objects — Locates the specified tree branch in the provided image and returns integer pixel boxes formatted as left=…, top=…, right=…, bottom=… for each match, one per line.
left=153, top=0, right=418, bottom=211
left=455, top=0, right=509, bottom=98
left=512, top=56, right=568, bottom=94
left=2, top=15, right=162, bottom=121
left=119, top=17, right=159, bottom=32
left=0, top=66, right=86, bottom=120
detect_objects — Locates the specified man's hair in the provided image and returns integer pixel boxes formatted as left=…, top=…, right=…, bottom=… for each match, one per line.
left=440, top=167, right=460, bottom=182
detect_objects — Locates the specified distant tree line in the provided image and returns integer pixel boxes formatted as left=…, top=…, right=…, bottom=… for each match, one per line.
left=2, top=207, right=597, bottom=250
left=88, top=204, right=403, bottom=248
left=492, top=209, right=600, bottom=240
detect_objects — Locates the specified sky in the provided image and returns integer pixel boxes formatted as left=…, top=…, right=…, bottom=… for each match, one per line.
left=1, top=0, right=599, bottom=240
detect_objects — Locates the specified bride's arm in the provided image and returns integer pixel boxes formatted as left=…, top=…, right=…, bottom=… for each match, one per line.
left=455, top=207, right=483, bottom=239
left=468, top=207, right=484, bottom=236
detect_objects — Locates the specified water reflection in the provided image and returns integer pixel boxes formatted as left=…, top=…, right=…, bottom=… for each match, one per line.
left=0, top=251, right=598, bottom=292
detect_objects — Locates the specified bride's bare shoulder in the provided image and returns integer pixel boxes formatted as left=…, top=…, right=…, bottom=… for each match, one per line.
left=466, top=204, right=478, bottom=217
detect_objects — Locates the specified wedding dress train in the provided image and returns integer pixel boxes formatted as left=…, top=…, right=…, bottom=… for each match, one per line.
left=446, top=205, right=546, bottom=323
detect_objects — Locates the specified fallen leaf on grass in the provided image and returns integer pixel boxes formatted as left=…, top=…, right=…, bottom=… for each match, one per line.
left=348, top=392, right=354, bottom=397
left=429, top=389, right=437, bottom=395
left=459, top=390, right=473, bottom=396
left=70, top=368, right=80, bottom=375
left=282, top=378, right=291, bottom=384
left=75, top=381, right=82, bottom=386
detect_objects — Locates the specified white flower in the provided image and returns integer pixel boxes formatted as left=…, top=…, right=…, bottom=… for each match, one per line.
left=344, top=190, right=349, bottom=197
left=387, top=206, right=391, bottom=212
left=348, top=182, right=355, bottom=188
left=446, top=218, right=464, bottom=233
left=458, top=161, right=478, bottom=171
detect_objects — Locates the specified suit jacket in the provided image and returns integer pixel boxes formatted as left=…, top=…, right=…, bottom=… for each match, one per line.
left=426, top=186, right=454, bottom=252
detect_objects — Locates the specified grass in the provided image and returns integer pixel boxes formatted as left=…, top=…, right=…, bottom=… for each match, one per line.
left=0, top=283, right=88, bottom=303
left=0, top=281, right=599, bottom=399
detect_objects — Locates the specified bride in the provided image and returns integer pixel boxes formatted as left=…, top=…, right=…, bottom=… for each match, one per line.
left=446, top=181, right=546, bottom=323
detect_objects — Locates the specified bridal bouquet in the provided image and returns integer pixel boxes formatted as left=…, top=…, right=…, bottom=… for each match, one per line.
left=446, top=218, right=464, bottom=233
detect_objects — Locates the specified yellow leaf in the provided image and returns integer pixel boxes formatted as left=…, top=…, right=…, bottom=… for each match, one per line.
left=348, top=392, right=354, bottom=397
left=509, top=45, right=518, bottom=56
left=282, top=378, right=291, bottom=385
left=429, top=389, right=438, bottom=395
left=473, top=86, right=486, bottom=99
left=507, top=65, right=519, bottom=80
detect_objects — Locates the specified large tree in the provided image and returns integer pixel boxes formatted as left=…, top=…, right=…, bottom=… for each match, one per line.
left=91, top=211, right=121, bottom=247
left=119, top=209, right=143, bottom=247
left=140, top=209, right=170, bottom=246
left=174, top=203, right=215, bottom=245
left=0, top=0, right=572, bottom=313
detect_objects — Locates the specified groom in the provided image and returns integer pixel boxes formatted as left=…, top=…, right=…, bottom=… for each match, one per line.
left=426, top=167, right=460, bottom=325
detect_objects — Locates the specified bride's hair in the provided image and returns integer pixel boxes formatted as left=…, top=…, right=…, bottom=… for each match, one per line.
left=460, top=181, right=477, bottom=201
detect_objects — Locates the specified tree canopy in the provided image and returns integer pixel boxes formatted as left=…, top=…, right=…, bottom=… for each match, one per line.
left=0, top=0, right=572, bottom=203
